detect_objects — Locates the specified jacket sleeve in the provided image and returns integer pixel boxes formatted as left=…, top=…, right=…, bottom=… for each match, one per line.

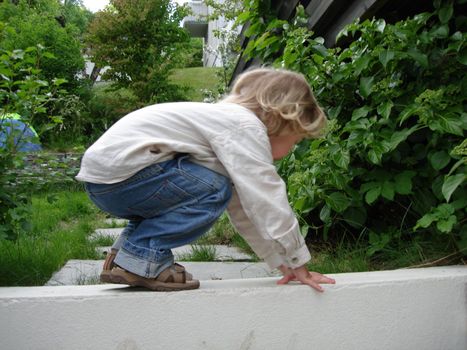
left=211, top=123, right=311, bottom=269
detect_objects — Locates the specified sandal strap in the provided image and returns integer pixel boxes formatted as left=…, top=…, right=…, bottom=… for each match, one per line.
left=157, top=264, right=186, bottom=283
left=103, top=249, right=118, bottom=270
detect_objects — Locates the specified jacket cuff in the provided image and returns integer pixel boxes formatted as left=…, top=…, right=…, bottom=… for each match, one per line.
left=284, top=244, right=312, bottom=269
left=263, top=252, right=286, bottom=270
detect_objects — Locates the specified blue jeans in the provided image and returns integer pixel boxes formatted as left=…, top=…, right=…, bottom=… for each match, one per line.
left=85, top=155, right=232, bottom=278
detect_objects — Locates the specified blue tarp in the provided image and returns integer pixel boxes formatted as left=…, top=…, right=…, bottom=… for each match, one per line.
left=0, top=113, right=42, bottom=152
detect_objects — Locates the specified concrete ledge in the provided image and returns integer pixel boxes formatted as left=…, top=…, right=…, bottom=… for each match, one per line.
left=1, top=266, right=466, bottom=350
left=45, top=260, right=277, bottom=286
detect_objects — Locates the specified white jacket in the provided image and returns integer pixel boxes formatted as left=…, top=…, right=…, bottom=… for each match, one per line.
left=76, top=102, right=311, bottom=269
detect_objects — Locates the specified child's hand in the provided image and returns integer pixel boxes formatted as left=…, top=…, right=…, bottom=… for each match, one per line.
left=277, top=264, right=336, bottom=293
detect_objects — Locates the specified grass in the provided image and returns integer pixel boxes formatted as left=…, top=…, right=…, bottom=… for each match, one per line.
left=90, top=234, right=115, bottom=247
left=307, top=234, right=464, bottom=275
left=178, top=244, right=218, bottom=262
left=196, top=213, right=237, bottom=245
left=170, top=67, right=222, bottom=102
left=75, top=272, right=102, bottom=286
left=0, top=191, right=107, bottom=286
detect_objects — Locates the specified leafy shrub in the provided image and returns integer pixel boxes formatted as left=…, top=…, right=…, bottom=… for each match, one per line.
left=46, top=84, right=142, bottom=147
left=239, top=1, right=466, bottom=254
left=0, top=27, right=65, bottom=240
left=0, top=0, right=86, bottom=88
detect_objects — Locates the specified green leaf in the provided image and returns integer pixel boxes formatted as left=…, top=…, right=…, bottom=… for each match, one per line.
left=257, top=35, right=279, bottom=50
left=438, top=4, right=453, bottom=23
left=35, top=80, right=49, bottom=87
left=436, top=215, right=457, bottom=233
left=331, top=148, right=350, bottom=169
left=442, top=174, right=466, bottom=202
left=381, top=181, right=395, bottom=200
left=368, top=149, right=382, bottom=165
left=431, top=24, right=449, bottom=38
left=236, top=11, right=250, bottom=23
left=447, top=158, right=466, bottom=176
left=359, top=76, right=374, bottom=98
left=266, top=19, right=288, bottom=30
left=52, top=78, right=67, bottom=86
left=365, top=187, right=381, bottom=205
left=42, top=52, right=56, bottom=59
left=327, top=105, right=342, bottom=119
left=300, top=224, right=309, bottom=236
left=354, top=55, right=371, bottom=76
left=294, top=197, right=307, bottom=211
left=245, top=22, right=263, bottom=37
left=399, top=104, right=419, bottom=124
left=451, top=197, right=467, bottom=210
left=387, top=126, right=417, bottom=150
left=377, top=101, right=393, bottom=119
left=360, top=181, right=379, bottom=193
left=430, top=150, right=450, bottom=170
left=352, top=106, right=371, bottom=120
left=379, top=50, right=395, bottom=68
left=415, top=213, right=435, bottom=229
left=437, top=203, right=455, bottom=217
left=319, top=204, right=331, bottom=223
left=435, top=115, right=464, bottom=136
left=394, top=171, right=415, bottom=195
left=407, top=49, right=428, bottom=68
left=342, top=206, right=367, bottom=228
left=458, top=48, right=467, bottom=65
left=326, top=192, right=351, bottom=213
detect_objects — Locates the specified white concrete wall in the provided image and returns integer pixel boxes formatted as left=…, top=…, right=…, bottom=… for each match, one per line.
left=1, top=266, right=466, bottom=350
left=183, top=0, right=237, bottom=67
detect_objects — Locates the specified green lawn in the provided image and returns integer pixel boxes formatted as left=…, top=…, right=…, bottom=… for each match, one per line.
left=0, top=191, right=106, bottom=286
left=170, top=67, right=222, bottom=102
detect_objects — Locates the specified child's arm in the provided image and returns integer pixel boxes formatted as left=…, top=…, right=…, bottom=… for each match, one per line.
left=277, top=265, right=336, bottom=293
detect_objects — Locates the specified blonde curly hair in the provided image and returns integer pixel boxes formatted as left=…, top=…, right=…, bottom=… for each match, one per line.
left=223, top=67, right=327, bottom=137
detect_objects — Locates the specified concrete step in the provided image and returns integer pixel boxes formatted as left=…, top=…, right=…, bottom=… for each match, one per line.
left=45, top=259, right=279, bottom=286
left=90, top=227, right=123, bottom=241
left=103, top=218, right=127, bottom=226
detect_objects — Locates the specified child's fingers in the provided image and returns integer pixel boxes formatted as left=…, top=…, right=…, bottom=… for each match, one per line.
left=307, top=280, right=325, bottom=293
left=312, top=274, right=336, bottom=284
left=276, top=275, right=296, bottom=285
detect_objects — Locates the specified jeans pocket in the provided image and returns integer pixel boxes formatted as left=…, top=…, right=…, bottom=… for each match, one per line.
left=128, top=180, right=196, bottom=218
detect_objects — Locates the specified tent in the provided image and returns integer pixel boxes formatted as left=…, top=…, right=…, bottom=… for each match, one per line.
left=0, top=113, right=42, bottom=152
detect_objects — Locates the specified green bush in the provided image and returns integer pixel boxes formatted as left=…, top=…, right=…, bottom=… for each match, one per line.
left=0, top=0, right=86, bottom=88
left=239, top=1, right=467, bottom=255
left=47, top=84, right=142, bottom=147
left=0, top=42, right=65, bottom=240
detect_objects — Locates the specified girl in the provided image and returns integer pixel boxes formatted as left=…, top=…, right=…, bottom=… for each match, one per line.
left=76, top=67, right=336, bottom=292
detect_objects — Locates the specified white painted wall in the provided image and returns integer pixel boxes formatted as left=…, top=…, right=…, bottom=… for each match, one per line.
left=1, top=266, right=466, bottom=350
left=183, top=0, right=238, bottom=67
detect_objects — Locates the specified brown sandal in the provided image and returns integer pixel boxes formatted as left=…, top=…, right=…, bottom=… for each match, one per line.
left=100, top=249, right=118, bottom=283
left=100, top=250, right=194, bottom=284
left=109, top=263, right=200, bottom=291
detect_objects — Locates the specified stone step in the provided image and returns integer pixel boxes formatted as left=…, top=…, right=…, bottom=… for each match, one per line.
left=91, top=227, right=256, bottom=262
left=45, top=260, right=280, bottom=286
left=96, top=244, right=254, bottom=262
left=90, top=228, right=123, bottom=241
left=103, top=218, right=127, bottom=226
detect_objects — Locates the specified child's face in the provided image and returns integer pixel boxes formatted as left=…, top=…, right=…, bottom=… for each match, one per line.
left=269, top=133, right=304, bottom=161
